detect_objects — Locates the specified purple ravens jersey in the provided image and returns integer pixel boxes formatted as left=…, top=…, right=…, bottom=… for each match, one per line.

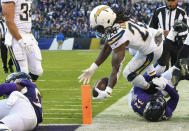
left=131, top=75, right=179, bottom=120
left=131, top=74, right=179, bottom=120
left=19, top=79, right=43, bottom=123
left=0, top=79, right=43, bottom=124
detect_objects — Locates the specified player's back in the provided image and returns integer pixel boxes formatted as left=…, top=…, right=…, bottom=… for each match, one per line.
left=107, top=20, right=158, bottom=55
left=19, top=79, right=43, bottom=123
left=2, top=0, right=32, bottom=32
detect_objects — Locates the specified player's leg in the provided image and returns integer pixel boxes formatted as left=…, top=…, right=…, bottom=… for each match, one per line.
left=0, top=99, right=11, bottom=119
left=1, top=43, right=8, bottom=73
left=11, top=39, right=28, bottom=73
left=27, top=36, right=43, bottom=81
left=123, top=51, right=153, bottom=89
left=1, top=93, right=37, bottom=131
left=155, top=39, right=172, bottom=74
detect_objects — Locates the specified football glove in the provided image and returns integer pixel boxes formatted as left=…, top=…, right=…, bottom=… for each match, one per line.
left=173, top=20, right=188, bottom=33
left=78, top=63, right=98, bottom=85
left=93, top=86, right=112, bottom=100
left=18, top=38, right=33, bottom=54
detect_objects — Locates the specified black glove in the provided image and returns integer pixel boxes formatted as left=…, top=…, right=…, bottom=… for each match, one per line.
left=144, top=82, right=158, bottom=94
left=173, top=20, right=188, bottom=33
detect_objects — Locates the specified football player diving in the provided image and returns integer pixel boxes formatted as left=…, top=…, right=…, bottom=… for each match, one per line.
left=0, top=72, right=42, bottom=131
left=128, top=73, right=179, bottom=122
left=78, top=5, right=165, bottom=99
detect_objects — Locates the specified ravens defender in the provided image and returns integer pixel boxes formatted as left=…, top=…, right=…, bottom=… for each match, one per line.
left=0, top=72, right=42, bottom=131
left=128, top=73, right=179, bottom=121
left=78, top=5, right=164, bottom=99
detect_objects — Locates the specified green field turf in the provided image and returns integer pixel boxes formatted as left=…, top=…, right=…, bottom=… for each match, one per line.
left=0, top=50, right=133, bottom=124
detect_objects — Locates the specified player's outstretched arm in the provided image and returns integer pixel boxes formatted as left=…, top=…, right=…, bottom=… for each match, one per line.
left=95, top=43, right=112, bottom=66
left=78, top=43, right=112, bottom=85
left=108, top=43, right=125, bottom=90
left=2, top=2, right=22, bottom=41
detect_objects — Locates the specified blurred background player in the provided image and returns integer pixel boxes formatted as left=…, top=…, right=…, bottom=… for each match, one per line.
left=56, top=29, right=64, bottom=50
left=128, top=74, right=179, bottom=121
left=1, top=0, right=43, bottom=81
left=78, top=5, right=164, bottom=99
left=149, top=0, right=188, bottom=74
left=0, top=15, right=14, bottom=73
left=0, top=72, right=42, bottom=131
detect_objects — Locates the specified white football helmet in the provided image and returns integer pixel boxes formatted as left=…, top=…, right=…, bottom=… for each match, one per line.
left=90, top=5, right=116, bottom=33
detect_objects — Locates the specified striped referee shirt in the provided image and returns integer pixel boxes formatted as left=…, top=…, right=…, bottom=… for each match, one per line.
left=0, top=19, right=7, bottom=41
left=149, top=6, right=188, bottom=30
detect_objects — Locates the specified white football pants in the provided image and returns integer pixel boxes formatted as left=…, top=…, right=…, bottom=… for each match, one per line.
left=123, top=41, right=163, bottom=89
left=0, top=91, right=37, bottom=131
left=11, top=32, right=43, bottom=76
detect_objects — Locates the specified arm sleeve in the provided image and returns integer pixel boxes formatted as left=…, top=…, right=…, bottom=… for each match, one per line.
left=0, top=83, right=17, bottom=96
left=163, top=84, right=179, bottom=119
left=149, top=9, right=159, bottom=29
left=19, top=79, right=34, bottom=87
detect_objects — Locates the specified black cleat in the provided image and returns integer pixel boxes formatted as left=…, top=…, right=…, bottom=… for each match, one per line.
left=3, top=67, right=8, bottom=74
left=180, top=58, right=189, bottom=77
left=9, top=66, right=14, bottom=73
left=172, top=69, right=183, bottom=87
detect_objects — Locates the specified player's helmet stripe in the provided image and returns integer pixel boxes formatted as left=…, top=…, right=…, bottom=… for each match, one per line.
left=94, top=6, right=109, bottom=23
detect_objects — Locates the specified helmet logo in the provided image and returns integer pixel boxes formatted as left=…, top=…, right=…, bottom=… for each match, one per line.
left=94, top=6, right=109, bottom=23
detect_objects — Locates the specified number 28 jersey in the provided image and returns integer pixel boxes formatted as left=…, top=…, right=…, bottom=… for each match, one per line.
left=107, top=20, right=159, bottom=55
left=2, top=0, right=32, bottom=32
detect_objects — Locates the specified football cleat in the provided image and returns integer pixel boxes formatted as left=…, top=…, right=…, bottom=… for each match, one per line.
left=180, top=58, right=189, bottom=78
left=171, top=69, right=183, bottom=87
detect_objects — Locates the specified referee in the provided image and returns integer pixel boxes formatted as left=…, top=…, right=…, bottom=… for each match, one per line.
left=149, top=0, right=188, bottom=74
left=0, top=17, right=14, bottom=73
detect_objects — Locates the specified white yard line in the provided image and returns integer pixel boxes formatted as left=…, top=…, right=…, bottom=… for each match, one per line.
left=76, top=80, right=189, bottom=131
left=44, top=108, right=81, bottom=111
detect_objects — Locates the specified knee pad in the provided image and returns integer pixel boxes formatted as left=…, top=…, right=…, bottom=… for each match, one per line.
left=127, top=72, right=138, bottom=82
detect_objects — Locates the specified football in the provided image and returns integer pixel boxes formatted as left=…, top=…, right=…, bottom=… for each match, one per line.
left=93, top=77, right=109, bottom=97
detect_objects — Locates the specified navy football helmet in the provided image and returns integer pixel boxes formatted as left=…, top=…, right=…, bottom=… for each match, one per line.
left=143, top=94, right=166, bottom=122
left=5, top=72, right=31, bottom=83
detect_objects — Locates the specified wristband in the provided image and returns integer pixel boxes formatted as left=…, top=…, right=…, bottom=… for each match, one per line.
left=89, top=63, right=98, bottom=71
left=105, top=86, right=112, bottom=94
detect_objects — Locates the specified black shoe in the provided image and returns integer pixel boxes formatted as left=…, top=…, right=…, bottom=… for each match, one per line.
left=3, top=67, right=8, bottom=74
left=172, top=69, right=183, bottom=87
left=180, top=58, right=189, bottom=77
left=9, top=66, right=14, bottom=73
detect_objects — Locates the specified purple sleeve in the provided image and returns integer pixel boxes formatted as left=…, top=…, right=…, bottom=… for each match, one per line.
left=19, top=79, right=33, bottom=87
left=0, top=83, right=17, bottom=96
left=163, top=84, right=179, bottom=119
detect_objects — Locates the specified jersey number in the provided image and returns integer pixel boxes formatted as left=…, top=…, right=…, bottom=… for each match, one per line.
left=128, top=22, right=149, bottom=41
left=20, top=3, right=31, bottom=21
left=33, top=88, right=42, bottom=108
left=134, top=99, right=144, bottom=109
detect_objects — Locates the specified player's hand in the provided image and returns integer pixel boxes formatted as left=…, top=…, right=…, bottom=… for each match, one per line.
left=78, top=63, right=98, bottom=85
left=173, top=20, right=188, bottom=34
left=18, top=39, right=33, bottom=54
left=78, top=69, right=95, bottom=84
left=93, top=88, right=111, bottom=100
left=152, top=77, right=167, bottom=90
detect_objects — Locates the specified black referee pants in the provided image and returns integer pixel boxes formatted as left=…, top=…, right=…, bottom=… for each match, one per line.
left=158, top=39, right=183, bottom=69
left=0, top=41, right=13, bottom=70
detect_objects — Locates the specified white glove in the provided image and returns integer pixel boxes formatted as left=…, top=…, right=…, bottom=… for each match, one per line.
left=155, top=28, right=163, bottom=46
left=78, top=63, right=98, bottom=85
left=93, top=86, right=112, bottom=100
left=152, top=77, right=169, bottom=97
left=18, top=38, right=33, bottom=54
